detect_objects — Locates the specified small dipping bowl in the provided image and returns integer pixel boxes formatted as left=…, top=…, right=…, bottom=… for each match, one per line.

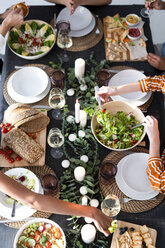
left=100, top=161, right=117, bottom=183
left=128, top=27, right=141, bottom=41
left=125, top=14, right=140, bottom=27
left=96, top=69, right=111, bottom=87
left=50, top=70, right=65, bottom=89
left=41, top=174, right=58, bottom=195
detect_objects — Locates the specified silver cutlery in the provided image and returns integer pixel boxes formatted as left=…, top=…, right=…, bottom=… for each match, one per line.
left=130, top=122, right=144, bottom=130
left=0, top=217, right=36, bottom=224
left=11, top=199, right=16, bottom=217
left=54, top=13, right=57, bottom=34
left=108, top=69, right=144, bottom=74
left=95, top=86, right=102, bottom=110
left=14, top=65, right=49, bottom=70
left=120, top=197, right=157, bottom=204
left=95, top=15, right=100, bottom=35
left=31, top=105, right=52, bottom=110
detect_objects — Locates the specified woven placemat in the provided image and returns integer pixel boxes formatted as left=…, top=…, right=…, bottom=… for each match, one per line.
left=99, top=147, right=165, bottom=213
left=50, top=15, right=103, bottom=52
left=108, top=66, right=153, bottom=112
left=0, top=165, right=60, bottom=229
left=3, top=64, right=55, bottom=107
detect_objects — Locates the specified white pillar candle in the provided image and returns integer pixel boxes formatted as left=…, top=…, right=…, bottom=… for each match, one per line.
left=74, top=166, right=86, bottom=182
left=75, top=99, right=80, bottom=124
left=81, top=195, right=88, bottom=205
left=90, top=199, right=99, bottom=208
left=80, top=110, right=87, bottom=128
left=75, top=58, right=85, bottom=79
left=81, top=224, right=96, bottom=244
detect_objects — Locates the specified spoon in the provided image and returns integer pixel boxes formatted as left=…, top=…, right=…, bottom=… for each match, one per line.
left=11, top=199, right=16, bottom=217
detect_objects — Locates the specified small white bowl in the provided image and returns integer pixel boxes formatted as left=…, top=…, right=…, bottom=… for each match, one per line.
left=13, top=218, right=66, bottom=248
left=11, top=67, right=49, bottom=98
left=125, top=14, right=140, bottom=27
left=128, top=27, right=141, bottom=41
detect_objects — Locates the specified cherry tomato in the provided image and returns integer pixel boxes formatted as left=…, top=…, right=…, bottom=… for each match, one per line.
left=101, top=109, right=106, bottom=114
left=5, top=123, right=11, bottom=127
left=8, top=127, right=13, bottom=131
left=35, top=244, right=43, bottom=248
left=114, top=139, right=118, bottom=144
left=0, top=123, right=4, bottom=128
left=45, top=241, right=52, bottom=248
left=9, top=158, right=14, bottom=163
left=2, top=127, right=8, bottom=133
left=35, top=231, right=41, bottom=242
left=16, top=156, right=22, bottom=161
left=5, top=156, right=10, bottom=160
left=24, top=243, right=30, bottom=248
left=8, top=150, right=13, bottom=155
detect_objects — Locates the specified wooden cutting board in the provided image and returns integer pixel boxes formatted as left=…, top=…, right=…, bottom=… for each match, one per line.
left=110, top=220, right=157, bottom=247
left=0, top=111, right=47, bottom=167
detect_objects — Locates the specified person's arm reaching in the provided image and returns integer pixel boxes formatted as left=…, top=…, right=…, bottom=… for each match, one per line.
left=145, top=0, right=165, bottom=10
left=0, top=172, right=112, bottom=236
left=46, top=0, right=111, bottom=5
left=143, top=116, right=165, bottom=194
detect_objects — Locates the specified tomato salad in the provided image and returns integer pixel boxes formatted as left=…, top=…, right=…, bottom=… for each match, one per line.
left=16, top=222, right=65, bottom=248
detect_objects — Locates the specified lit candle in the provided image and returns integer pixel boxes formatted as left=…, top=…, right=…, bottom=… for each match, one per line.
left=74, top=166, right=86, bottom=182
left=75, top=99, right=80, bottom=124
left=75, top=58, right=85, bottom=79
left=81, top=224, right=96, bottom=244
left=80, top=110, right=87, bottom=127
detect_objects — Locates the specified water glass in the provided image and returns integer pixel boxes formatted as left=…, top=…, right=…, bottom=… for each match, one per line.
left=47, top=128, right=64, bottom=159
left=101, top=194, right=120, bottom=218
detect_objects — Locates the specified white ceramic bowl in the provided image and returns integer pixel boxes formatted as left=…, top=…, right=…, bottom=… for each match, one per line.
left=11, top=67, right=49, bottom=98
left=13, top=218, right=66, bottom=248
left=128, top=27, right=141, bottom=41
left=8, top=20, right=56, bottom=60
left=125, top=14, right=140, bottom=27
left=91, top=101, right=146, bottom=151
left=0, top=168, right=40, bottom=209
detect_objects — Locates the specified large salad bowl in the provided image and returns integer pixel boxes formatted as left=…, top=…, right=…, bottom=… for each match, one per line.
left=14, top=218, right=66, bottom=248
left=91, top=101, right=146, bottom=151
left=8, top=20, right=56, bottom=60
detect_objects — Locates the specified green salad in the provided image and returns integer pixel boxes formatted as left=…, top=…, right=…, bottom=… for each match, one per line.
left=9, top=21, right=55, bottom=57
left=95, top=110, right=144, bottom=149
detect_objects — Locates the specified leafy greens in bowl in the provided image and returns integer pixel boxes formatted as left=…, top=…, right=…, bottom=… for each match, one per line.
left=8, top=20, right=56, bottom=60
left=91, top=101, right=146, bottom=151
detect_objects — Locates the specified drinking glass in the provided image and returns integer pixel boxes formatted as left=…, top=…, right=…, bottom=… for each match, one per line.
left=140, top=0, right=155, bottom=18
left=50, top=69, right=65, bottom=89
left=56, top=21, right=72, bottom=62
left=47, top=128, right=64, bottom=159
left=101, top=194, right=120, bottom=218
left=41, top=174, right=58, bottom=195
left=100, top=161, right=117, bottom=183
left=96, top=69, right=111, bottom=87
left=48, top=87, right=66, bottom=120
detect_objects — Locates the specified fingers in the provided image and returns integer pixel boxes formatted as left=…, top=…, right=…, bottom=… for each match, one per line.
left=147, top=53, right=161, bottom=69
left=143, top=115, right=158, bottom=127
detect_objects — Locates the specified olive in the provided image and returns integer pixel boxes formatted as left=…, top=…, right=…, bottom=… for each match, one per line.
left=129, top=227, right=135, bottom=232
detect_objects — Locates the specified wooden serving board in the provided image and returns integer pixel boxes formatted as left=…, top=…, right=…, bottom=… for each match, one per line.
left=0, top=111, right=47, bottom=167
left=110, top=220, right=157, bottom=248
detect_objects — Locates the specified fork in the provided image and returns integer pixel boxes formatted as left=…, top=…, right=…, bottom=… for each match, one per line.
left=95, top=15, right=100, bottom=35
left=120, top=197, right=157, bottom=204
left=11, top=199, right=16, bottom=217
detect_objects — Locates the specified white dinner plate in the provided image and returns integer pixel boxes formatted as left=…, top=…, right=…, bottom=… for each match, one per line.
left=115, top=153, right=159, bottom=200
left=70, top=16, right=96, bottom=37
left=11, top=67, right=49, bottom=98
left=7, top=74, right=51, bottom=104
left=0, top=169, right=44, bottom=220
left=57, top=6, right=92, bottom=31
left=109, top=69, right=147, bottom=101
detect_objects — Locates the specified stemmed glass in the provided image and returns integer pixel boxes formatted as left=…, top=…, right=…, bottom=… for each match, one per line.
left=101, top=194, right=121, bottom=219
left=47, top=127, right=64, bottom=159
left=48, top=87, right=66, bottom=120
left=140, top=0, right=155, bottom=18
left=56, top=21, right=73, bottom=62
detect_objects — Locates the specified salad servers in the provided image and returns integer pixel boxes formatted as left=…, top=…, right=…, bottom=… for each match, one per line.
left=95, top=86, right=102, bottom=110
left=130, top=122, right=144, bottom=130
left=11, top=199, right=16, bottom=217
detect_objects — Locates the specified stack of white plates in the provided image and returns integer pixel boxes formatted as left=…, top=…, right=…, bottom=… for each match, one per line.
left=56, top=6, right=96, bottom=37
left=115, top=153, right=159, bottom=200
left=109, top=69, right=152, bottom=106
left=7, top=67, right=51, bottom=104
left=0, top=168, right=44, bottom=220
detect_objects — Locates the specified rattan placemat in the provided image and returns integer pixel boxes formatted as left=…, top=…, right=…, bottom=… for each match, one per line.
left=50, top=15, right=103, bottom=52
left=0, top=165, right=60, bottom=228
left=3, top=64, right=54, bottom=107
left=108, top=66, right=153, bottom=112
left=99, top=147, right=165, bottom=213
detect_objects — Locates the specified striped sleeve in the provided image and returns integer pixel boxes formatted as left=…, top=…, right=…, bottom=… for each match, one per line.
left=138, top=75, right=165, bottom=94
left=147, top=157, right=165, bottom=194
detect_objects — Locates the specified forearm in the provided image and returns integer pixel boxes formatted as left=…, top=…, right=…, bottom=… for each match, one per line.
left=80, top=0, right=112, bottom=5
left=111, top=82, right=141, bottom=96
left=149, top=136, right=160, bottom=158
left=0, top=19, right=11, bottom=37
left=45, top=0, right=66, bottom=4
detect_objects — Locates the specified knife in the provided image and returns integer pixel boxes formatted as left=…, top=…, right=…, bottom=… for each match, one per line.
left=0, top=217, right=36, bottom=224
left=31, top=105, right=52, bottom=110
left=54, top=13, right=57, bottom=33
left=95, top=86, right=102, bottom=110
left=108, top=69, right=144, bottom=74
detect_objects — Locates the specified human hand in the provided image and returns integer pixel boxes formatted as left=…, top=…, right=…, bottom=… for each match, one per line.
left=3, top=8, right=24, bottom=29
left=95, top=86, right=115, bottom=102
left=92, top=208, right=112, bottom=236
left=62, top=0, right=75, bottom=15
left=143, top=115, right=160, bottom=143
left=147, top=53, right=165, bottom=71
left=69, top=0, right=82, bottom=14
left=145, top=0, right=165, bottom=10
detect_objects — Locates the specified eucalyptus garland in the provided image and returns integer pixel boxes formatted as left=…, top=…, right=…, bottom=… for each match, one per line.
left=49, top=53, right=111, bottom=248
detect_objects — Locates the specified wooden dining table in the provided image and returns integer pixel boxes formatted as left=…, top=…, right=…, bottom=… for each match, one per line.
left=0, top=4, right=165, bottom=248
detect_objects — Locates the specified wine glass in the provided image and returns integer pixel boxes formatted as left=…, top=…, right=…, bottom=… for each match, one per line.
left=47, top=127, right=64, bottom=159
left=48, top=87, right=66, bottom=120
left=140, top=0, right=155, bottom=18
left=56, top=21, right=73, bottom=62
left=101, top=194, right=121, bottom=219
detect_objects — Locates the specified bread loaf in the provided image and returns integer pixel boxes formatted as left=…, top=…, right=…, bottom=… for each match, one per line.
left=5, top=103, right=50, bottom=133
left=3, top=128, right=44, bottom=163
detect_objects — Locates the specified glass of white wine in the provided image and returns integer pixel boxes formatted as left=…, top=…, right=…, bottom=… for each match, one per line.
left=101, top=194, right=121, bottom=218
left=47, top=128, right=64, bottom=159
left=140, top=0, right=155, bottom=18
left=56, top=21, right=72, bottom=62
left=48, top=87, right=66, bottom=120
